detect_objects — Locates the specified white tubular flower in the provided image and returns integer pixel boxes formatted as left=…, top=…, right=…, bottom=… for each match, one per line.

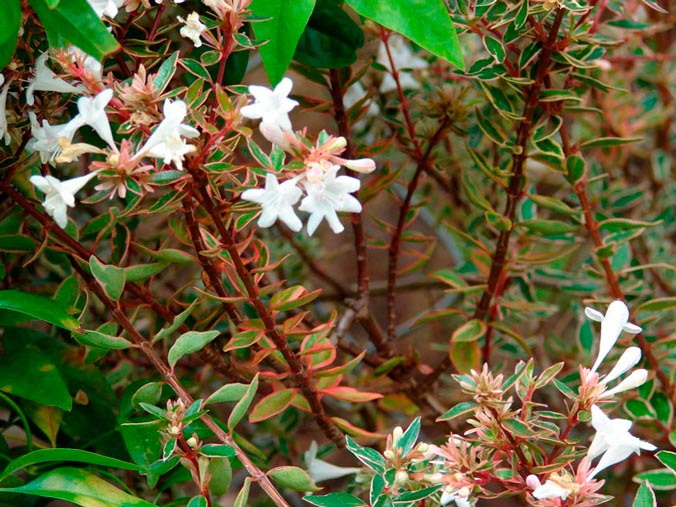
left=597, top=346, right=648, bottom=399
left=259, top=122, right=297, bottom=151
left=585, top=300, right=642, bottom=374
left=26, top=53, right=82, bottom=106
left=87, top=0, right=124, bottom=18
left=240, top=77, right=299, bottom=132
left=241, top=173, right=302, bottom=231
left=29, top=172, right=98, bottom=228
left=136, top=99, right=199, bottom=170
left=75, top=89, right=117, bottom=151
left=299, top=165, right=362, bottom=236
left=304, top=441, right=362, bottom=483
left=178, top=12, right=207, bottom=48
left=27, top=112, right=82, bottom=166
left=0, top=74, right=10, bottom=145
left=377, top=35, right=428, bottom=93
left=588, top=405, right=656, bottom=479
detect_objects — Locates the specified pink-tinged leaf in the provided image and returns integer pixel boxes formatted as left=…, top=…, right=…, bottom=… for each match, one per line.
left=249, top=389, right=297, bottom=422
left=223, top=330, right=264, bottom=352
left=322, top=386, right=383, bottom=403
left=316, top=352, right=366, bottom=377
left=270, top=285, right=322, bottom=312
left=331, top=417, right=387, bottom=439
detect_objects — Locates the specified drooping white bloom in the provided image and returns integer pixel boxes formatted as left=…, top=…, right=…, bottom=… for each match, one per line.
left=0, top=74, right=10, bottom=145
left=597, top=347, right=648, bottom=399
left=75, top=89, right=117, bottom=151
left=299, top=165, right=362, bottom=235
left=29, top=172, right=99, bottom=228
left=178, top=12, right=207, bottom=48
left=377, top=35, right=428, bottom=93
left=86, top=0, right=124, bottom=18
left=587, top=405, right=656, bottom=478
left=26, top=53, right=82, bottom=106
left=585, top=300, right=642, bottom=374
left=240, top=77, right=299, bottom=133
left=26, top=112, right=82, bottom=166
left=304, top=441, right=362, bottom=483
left=136, top=99, right=199, bottom=170
left=241, top=173, right=302, bottom=231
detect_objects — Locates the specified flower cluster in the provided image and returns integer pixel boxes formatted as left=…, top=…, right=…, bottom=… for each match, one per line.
left=528, top=301, right=656, bottom=503
left=20, top=52, right=200, bottom=228
left=240, top=78, right=376, bottom=235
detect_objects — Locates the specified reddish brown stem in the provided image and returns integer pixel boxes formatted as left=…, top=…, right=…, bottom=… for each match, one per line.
left=420, top=9, right=567, bottom=388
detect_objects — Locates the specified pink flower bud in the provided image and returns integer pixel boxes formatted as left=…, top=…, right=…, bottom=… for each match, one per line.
left=340, top=157, right=376, bottom=173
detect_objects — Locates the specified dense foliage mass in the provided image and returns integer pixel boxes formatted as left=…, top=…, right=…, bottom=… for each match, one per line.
left=0, top=0, right=675, bottom=506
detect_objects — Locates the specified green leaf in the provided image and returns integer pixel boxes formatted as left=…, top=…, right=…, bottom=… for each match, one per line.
left=451, top=319, right=486, bottom=343
left=250, top=0, right=317, bottom=85
left=580, top=136, right=642, bottom=149
left=268, top=466, right=321, bottom=492
left=396, top=417, right=420, bottom=457
left=167, top=330, right=220, bottom=369
left=89, top=256, right=126, bottom=302
left=0, top=347, right=72, bottom=410
left=0, top=290, right=80, bottom=331
left=120, top=421, right=163, bottom=467
left=24, top=403, right=62, bottom=447
left=249, top=388, right=297, bottom=422
left=437, top=401, right=477, bottom=421
left=200, top=444, right=236, bottom=458
left=228, top=373, right=259, bottom=431
left=206, top=383, right=250, bottom=405
left=345, top=436, right=385, bottom=473
left=234, top=478, right=251, bottom=507
left=270, top=285, right=321, bottom=311
left=637, top=297, right=676, bottom=313
left=28, top=0, right=120, bottom=60
left=633, top=482, right=656, bottom=507
left=153, top=51, right=179, bottom=92
left=294, top=0, right=364, bottom=69
left=187, top=497, right=207, bottom=507
left=0, top=0, right=21, bottom=70
left=519, top=219, right=578, bottom=235
left=304, top=492, right=367, bottom=507
left=633, top=469, right=676, bottom=491
left=153, top=299, right=198, bottom=343
left=528, top=195, right=580, bottom=215
left=656, top=451, right=676, bottom=476
left=0, top=449, right=144, bottom=481
left=0, top=467, right=157, bottom=506
left=345, top=0, right=464, bottom=70
left=74, top=329, right=134, bottom=350
left=123, top=263, right=169, bottom=282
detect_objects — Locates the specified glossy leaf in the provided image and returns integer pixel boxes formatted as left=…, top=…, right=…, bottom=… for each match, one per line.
left=28, top=0, right=120, bottom=59
left=250, top=0, right=317, bottom=85
left=0, top=467, right=156, bottom=506
left=0, top=449, right=144, bottom=481
left=345, top=0, right=464, bottom=70
left=0, top=347, right=71, bottom=410
left=0, top=290, right=80, bottom=330
left=0, top=0, right=20, bottom=70
left=633, top=482, right=656, bottom=507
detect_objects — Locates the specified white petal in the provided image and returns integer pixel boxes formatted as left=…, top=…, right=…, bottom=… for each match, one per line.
left=29, top=175, right=51, bottom=193
left=305, top=209, right=323, bottom=236
left=241, top=188, right=267, bottom=203
left=623, top=322, right=642, bottom=334
left=584, top=307, right=605, bottom=322
left=532, top=481, right=569, bottom=500
left=257, top=207, right=278, bottom=228
left=274, top=77, right=293, bottom=98
left=240, top=103, right=266, bottom=120
left=601, top=369, right=648, bottom=398
left=325, top=208, right=344, bottom=234
left=590, top=444, right=634, bottom=478
left=51, top=203, right=69, bottom=228
left=601, top=347, right=642, bottom=384
left=59, top=171, right=99, bottom=196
